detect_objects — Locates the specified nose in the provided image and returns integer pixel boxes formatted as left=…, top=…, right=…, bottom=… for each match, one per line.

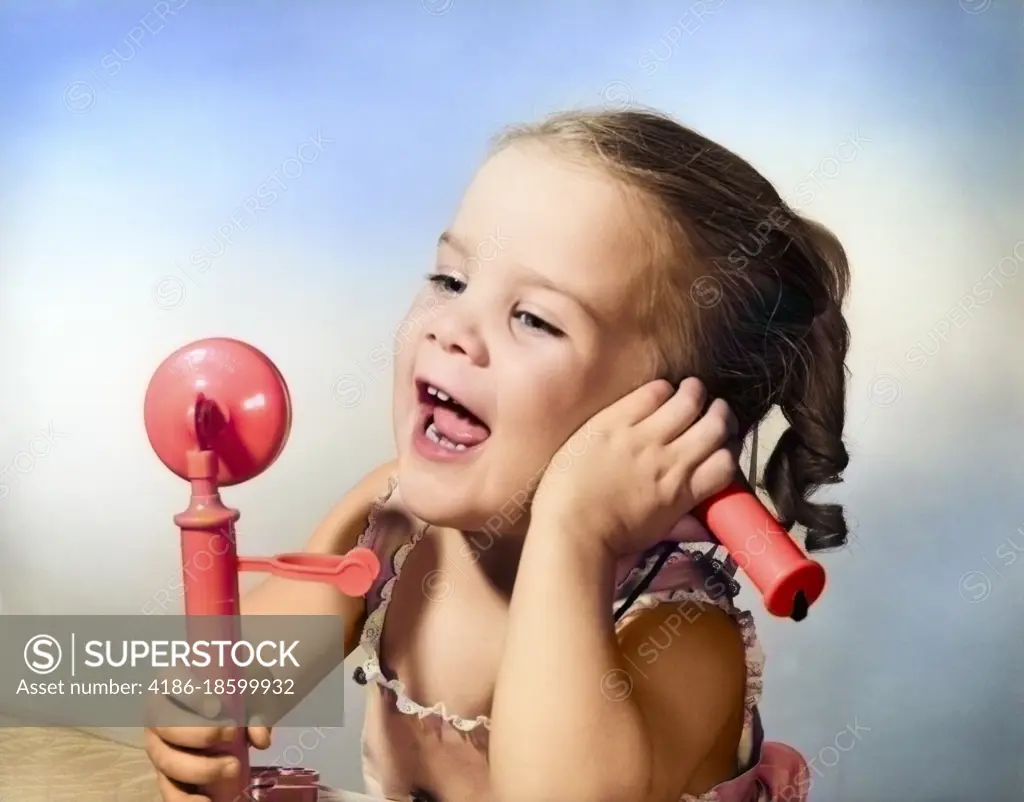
left=424, top=300, right=487, bottom=364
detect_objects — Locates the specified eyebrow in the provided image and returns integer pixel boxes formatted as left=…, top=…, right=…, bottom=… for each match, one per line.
left=437, top=230, right=467, bottom=254
left=437, top=229, right=600, bottom=321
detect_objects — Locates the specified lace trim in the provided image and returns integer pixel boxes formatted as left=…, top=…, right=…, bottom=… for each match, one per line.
left=680, top=786, right=769, bottom=802
left=356, top=473, right=398, bottom=553
left=682, top=790, right=720, bottom=802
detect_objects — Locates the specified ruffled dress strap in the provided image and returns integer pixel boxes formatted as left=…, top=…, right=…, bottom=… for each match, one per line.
left=354, top=472, right=400, bottom=622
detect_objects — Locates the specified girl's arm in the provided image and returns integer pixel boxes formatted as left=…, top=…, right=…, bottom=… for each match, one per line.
left=490, top=529, right=747, bottom=802
left=240, top=460, right=395, bottom=689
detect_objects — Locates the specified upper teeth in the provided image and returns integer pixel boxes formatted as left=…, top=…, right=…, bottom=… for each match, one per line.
left=427, top=385, right=451, bottom=403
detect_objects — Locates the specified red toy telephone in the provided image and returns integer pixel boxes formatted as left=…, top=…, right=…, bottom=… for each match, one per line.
left=145, top=338, right=379, bottom=802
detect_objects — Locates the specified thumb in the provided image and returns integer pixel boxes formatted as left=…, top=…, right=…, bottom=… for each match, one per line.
left=248, top=725, right=273, bottom=750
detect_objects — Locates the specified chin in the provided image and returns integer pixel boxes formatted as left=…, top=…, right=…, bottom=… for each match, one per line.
left=396, top=457, right=494, bottom=530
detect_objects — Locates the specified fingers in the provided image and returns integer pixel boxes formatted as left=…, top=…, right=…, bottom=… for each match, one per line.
left=146, top=725, right=272, bottom=802
left=609, top=379, right=676, bottom=426
left=145, top=728, right=241, bottom=788
left=149, top=723, right=235, bottom=750
left=726, top=437, right=744, bottom=464
left=665, top=397, right=739, bottom=506
left=598, top=377, right=739, bottom=516
left=155, top=771, right=209, bottom=802
left=248, top=725, right=273, bottom=750
left=638, top=378, right=706, bottom=442
left=669, top=398, right=737, bottom=466
left=689, top=446, right=739, bottom=505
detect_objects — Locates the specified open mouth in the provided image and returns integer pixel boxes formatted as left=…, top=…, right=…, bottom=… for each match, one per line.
left=416, top=380, right=491, bottom=453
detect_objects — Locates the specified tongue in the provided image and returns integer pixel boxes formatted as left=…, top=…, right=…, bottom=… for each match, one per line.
left=432, top=406, right=490, bottom=447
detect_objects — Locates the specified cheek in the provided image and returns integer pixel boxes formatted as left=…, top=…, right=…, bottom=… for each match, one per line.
left=400, top=289, right=439, bottom=348
left=394, top=292, right=437, bottom=372
left=392, top=296, right=434, bottom=416
left=394, top=336, right=415, bottom=388
left=392, top=345, right=417, bottom=439
left=499, top=362, right=589, bottom=446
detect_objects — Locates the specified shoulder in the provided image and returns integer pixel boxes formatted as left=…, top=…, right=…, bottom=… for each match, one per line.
left=356, top=459, right=399, bottom=502
left=617, top=598, right=746, bottom=674
left=616, top=598, right=746, bottom=704
left=305, top=460, right=397, bottom=553
left=616, top=599, right=747, bottom=796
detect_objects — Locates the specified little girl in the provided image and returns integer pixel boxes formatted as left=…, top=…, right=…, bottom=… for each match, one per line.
left=146, top=107, right=851, bottom=802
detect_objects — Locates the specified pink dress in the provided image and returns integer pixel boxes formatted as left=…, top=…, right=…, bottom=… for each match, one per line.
left=353, top=477, right=811, bottom=801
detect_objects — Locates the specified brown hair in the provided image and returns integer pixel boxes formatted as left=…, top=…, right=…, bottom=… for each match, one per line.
left=495, top=108, right=851, bottom=551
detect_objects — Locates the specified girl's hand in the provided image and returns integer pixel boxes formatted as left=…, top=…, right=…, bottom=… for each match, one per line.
left=143, top=666, right=274, bottom=801
left=531, top=378, right=739, bottom=558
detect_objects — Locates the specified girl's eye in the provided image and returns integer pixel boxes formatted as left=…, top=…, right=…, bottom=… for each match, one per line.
left=426, top=272, right=465, bottom=295
left=514, top=310, right=564, bottom=337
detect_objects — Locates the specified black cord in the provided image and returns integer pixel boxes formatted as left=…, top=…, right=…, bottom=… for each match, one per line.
left=790, top=590, right=808, bottom=622
left=613, top=541, right=678, bottom=623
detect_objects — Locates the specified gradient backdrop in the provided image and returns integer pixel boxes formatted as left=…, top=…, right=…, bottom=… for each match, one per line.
left=1, top=2, right=1022, bottom=800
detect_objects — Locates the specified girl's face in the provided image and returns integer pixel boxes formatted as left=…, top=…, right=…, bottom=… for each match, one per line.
left=393, top=141, right=657, bottom=533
